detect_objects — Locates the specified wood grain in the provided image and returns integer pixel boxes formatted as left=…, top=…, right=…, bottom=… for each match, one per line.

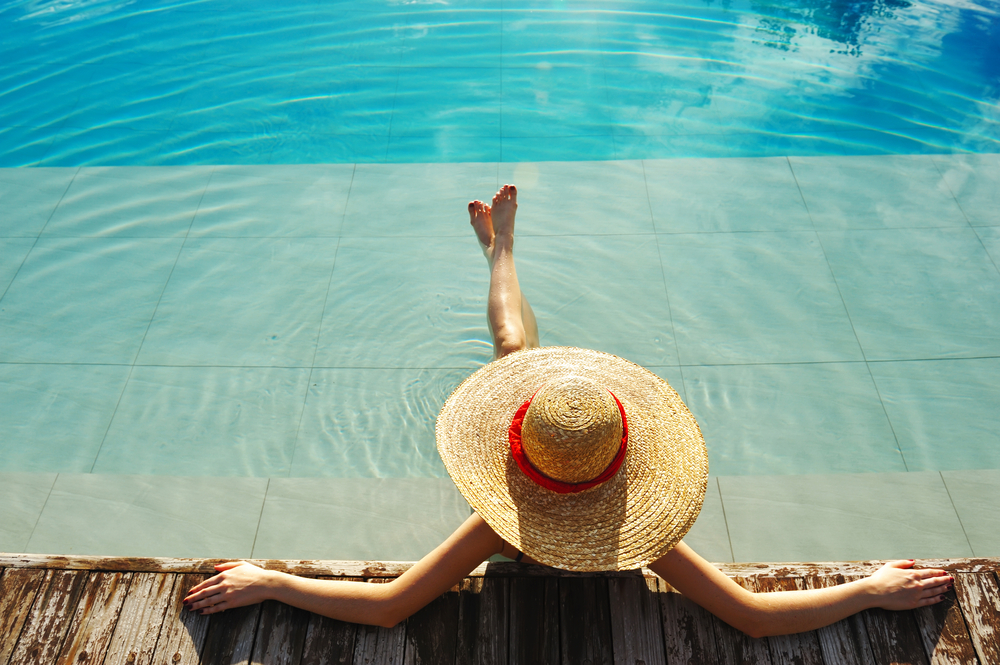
left=608, top=575, right=667, bottom=665
left=299, top=577, right=361, bottom=665
left=954, top=572, right=1000, bottom=665
left=402, top=582, right=460, bottom=665
left=199, top=604, right=262, bottom=665
left=351, top=578, right=406, bottom=665
left=250, top=600, right=309, bottom=665
left=7, top=569, right=87, bottom=665
left=455, top=576, right=508, bottom=665
left=657, top=578, right=720, bottom=664
left=0, top=567, right=48, bottom=665
left=57, top=571, right=133, bottom=665
left=2, top=553, right=995, bottom=577
left=509, top=576, right=559, bottom=665
left=755, top=576, right=824, bottom=665
left=559, top=576, right=613, bottom=665
left=151, top=573, right=210, bottom=665
left=712, top=576, right=772, bottom=665
left=802, top=574, right=875, bottom=665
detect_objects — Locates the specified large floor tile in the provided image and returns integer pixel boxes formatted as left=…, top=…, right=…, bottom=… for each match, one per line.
left=0, top=473, right=56, bottom=553
left=720, top=472, right=972, bottom=562
left=933, top=153, right=1000, bottom=226
left=643, top=157, right=812, bottom=233
left=137, top=237, right=338, bottom=367
left=820, top=227, right=1000, bottom=360
left=43, top=166, right=214, bottom=237
left=789, top=155, right=967, bottom=230
left=252, top=478, right=471, bottom=560
left=94, top=367, right=310, bottom=477
left=0, top=239, right=34, bottom=296
left=869, top=359, right=1000, bottom=472
left=659, top=231, right=862, bottom=365
left=314, top=236, right=490, bottom=369
left=0, top=167, right=77, bottom=237
left=496, top=160, right=653, bottom=235
left=291, top=367, right=468, bottom=478
left=340, top=162, right=499, bottom=237
left=976, top=226, right=1000, bottom=272
left=189, top=164, right=355, bottom=237
left=941, top=469, right=1000, bottom=557
left=0, top=238, right=183, bottom=364
left=26, top=474, right=268, bottom=557
left=0, top=363, right=131, bottom=473
left=683, top=478, right=734, bottom=563
left=684, top=363, right=904, bottom=477
left=515, top=234, right=679, bottom=366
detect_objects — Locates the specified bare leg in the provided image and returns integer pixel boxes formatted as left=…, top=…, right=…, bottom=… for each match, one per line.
left=468, top=184, right=540, bottom=358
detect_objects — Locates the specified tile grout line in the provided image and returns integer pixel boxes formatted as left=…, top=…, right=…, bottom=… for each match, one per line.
left=643, top=160, right=686, bottom=396
left=938, top=471, right=976, bottom=557
left=0, top=167, right=79, bottom=305
left=23, top=473, right=60, bottom=553
left=87, top=167, right=215, bottom=474
left=929, top=156, right=1000, bottom=279
left=716, top=477, right=737, bottom=564
left=286, top=164, right=354, bottom=476
left=249, top=477, right=271, bottom=559
left=785, top=156, right=910, bottom=472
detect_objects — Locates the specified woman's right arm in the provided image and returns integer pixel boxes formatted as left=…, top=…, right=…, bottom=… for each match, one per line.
left=183, top=512, right=503, bottom=627
left=649, top=541, right=953, bottom=638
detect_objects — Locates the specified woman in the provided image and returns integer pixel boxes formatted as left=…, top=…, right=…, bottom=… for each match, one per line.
left=182, top=185, right=952, bottom=638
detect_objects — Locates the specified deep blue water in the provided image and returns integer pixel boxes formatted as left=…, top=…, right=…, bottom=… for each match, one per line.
left=1, top=0, right=998, bottom=166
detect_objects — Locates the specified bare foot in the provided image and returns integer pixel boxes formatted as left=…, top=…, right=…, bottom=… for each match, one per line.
left=468, top=200, right=494, bottom=262
left=491, top=184, right=517, bottom=243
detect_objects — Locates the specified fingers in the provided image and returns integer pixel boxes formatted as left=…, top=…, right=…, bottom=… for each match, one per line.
left=215, top=561, right=249, bottom=571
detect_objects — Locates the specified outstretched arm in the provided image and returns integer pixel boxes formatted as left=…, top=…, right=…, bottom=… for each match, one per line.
left=649, top=541, right=953, bottom=638
left=183, top=513, right=501, bottom=627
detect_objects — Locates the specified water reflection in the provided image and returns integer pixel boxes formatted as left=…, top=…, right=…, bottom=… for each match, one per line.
left=0, top=0, right=997, bottom=165
left=749, top=0, right=912, bottom=55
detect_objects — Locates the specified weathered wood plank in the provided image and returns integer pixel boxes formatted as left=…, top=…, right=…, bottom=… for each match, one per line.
left=7, top=569, right=88, bottom=665
left=2, top=553, right=996, bottom=577
left=509, top=577, right=558, bottom=665
left=0, top=567, right=48, bottom=665
left=802, top=574, right=875, bottom=665
left=151, top=573, right=210, bottom=665
left=712, top=576, right=772, bottom=665
left=913, top=587, right=979, bottom=665
left=608, top=576, right=667, bottom=665
left=755, top=577, right=824, bottom=665
left=402, top=583, right=460, bottom=665
left=57, top=571, right=133, bottom=665
left=559, top=576, right=613, bottom=665
left=954, top=572, right=1000, bottom=665
left=351, top=578, right=406, bottom=665
left=103, top=572, right=176, bottom=665
left=299, top=576, right=360, bottom=665
left=200, top=604, right=262, bottom=665
left=455, top=576, right=508, bottom=665
left=249, top=600, right=309, bottom=665
left=658, top=578, right=720, bottom=664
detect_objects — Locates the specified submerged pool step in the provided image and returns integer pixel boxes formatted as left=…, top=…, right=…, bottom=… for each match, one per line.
left=2, top=470, right=996, bottom=563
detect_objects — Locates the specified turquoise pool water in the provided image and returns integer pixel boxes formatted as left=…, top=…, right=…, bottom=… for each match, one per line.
left=1, top=0, right=999, bottom=563
left=1, top=0, right=998, bottom=165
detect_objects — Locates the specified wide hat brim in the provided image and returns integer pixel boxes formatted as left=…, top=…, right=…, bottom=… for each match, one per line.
left=436, top=347, right=709, bottom=571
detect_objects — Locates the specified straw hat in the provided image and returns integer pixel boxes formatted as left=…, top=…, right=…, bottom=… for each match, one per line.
left=436, top=346, right=708, bottom=571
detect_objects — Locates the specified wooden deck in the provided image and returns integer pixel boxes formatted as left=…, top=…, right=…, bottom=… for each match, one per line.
left=1, top=554, right=998, bottom=665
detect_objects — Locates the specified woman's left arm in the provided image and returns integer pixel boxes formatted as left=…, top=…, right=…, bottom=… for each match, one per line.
left=649, top=541, right=953, bottom=638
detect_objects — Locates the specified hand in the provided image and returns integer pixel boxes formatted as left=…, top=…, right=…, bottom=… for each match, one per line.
left=866, top=560, right=953, bottom=610
left=183, top=561, right=276, bottom=615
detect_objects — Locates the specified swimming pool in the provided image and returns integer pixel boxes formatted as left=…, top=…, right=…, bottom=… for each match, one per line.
left=1, top=0, right=998, bottom=564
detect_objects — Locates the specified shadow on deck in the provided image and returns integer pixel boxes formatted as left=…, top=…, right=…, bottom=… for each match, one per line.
left=1, top=554, right=998, bottom=664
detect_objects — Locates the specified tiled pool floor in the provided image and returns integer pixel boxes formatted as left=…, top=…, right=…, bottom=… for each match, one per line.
left=1, top=153, right=998, bottom=561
